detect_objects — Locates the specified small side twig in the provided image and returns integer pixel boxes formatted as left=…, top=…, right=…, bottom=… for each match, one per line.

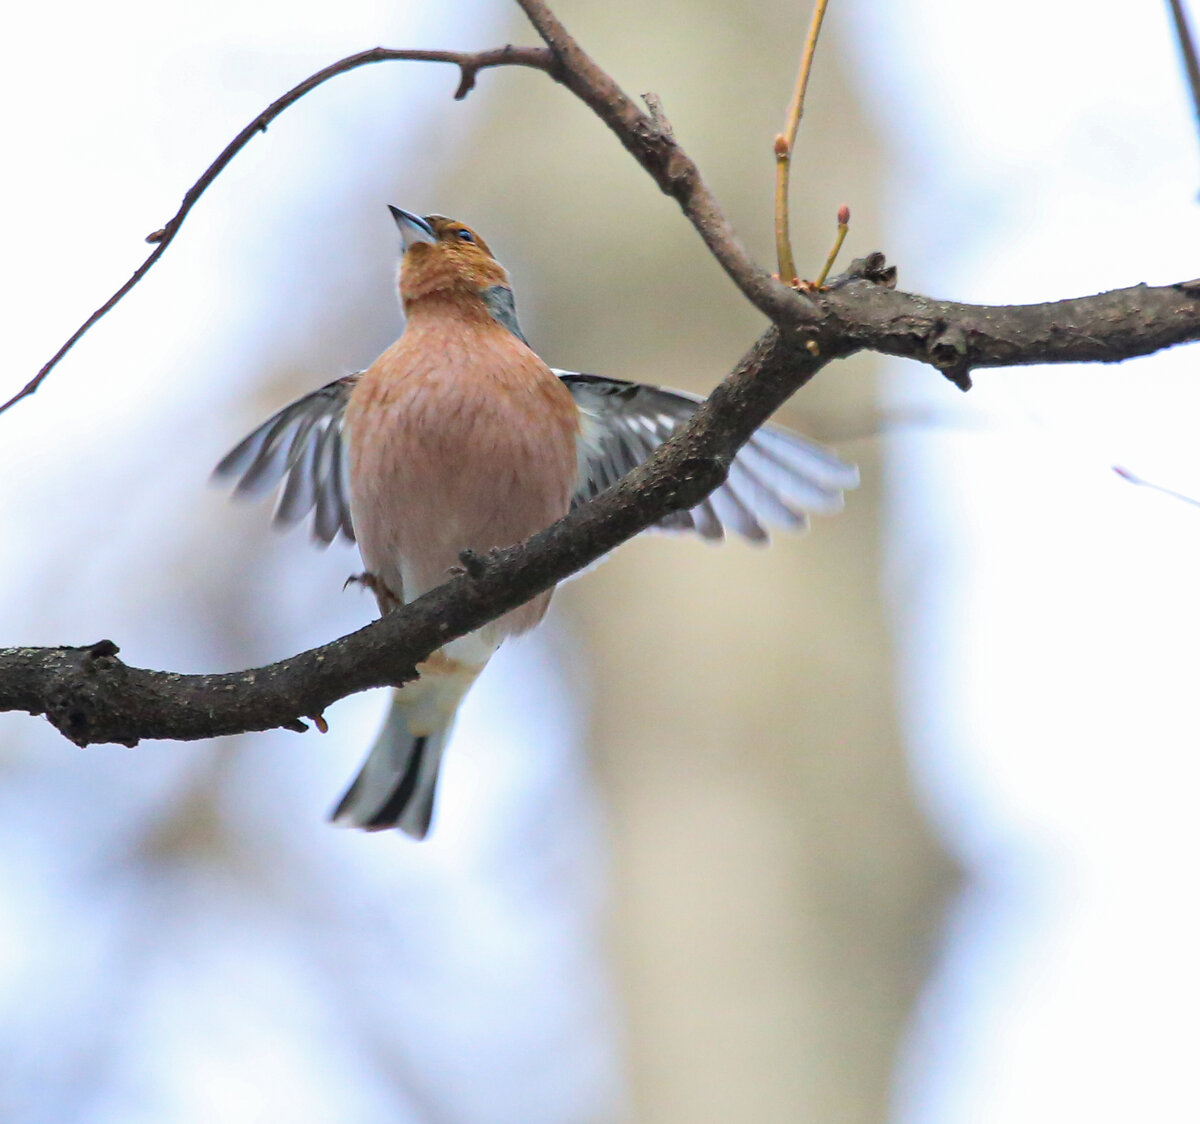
left=813, top=204, right=850, bottom=288
left=773, top=0, right=832, bottom=286
left=641, top=91, right=675, bottom=140
left=1113, top=464, right=1200, bottom=508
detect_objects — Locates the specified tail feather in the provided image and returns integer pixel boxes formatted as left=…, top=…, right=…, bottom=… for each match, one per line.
left=330, top=691, right=451, bottom=838
left=359, top=734, right=428, bottom=830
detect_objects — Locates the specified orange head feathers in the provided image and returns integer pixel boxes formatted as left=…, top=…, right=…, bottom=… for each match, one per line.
left=389, top=207, right=510, bottom=307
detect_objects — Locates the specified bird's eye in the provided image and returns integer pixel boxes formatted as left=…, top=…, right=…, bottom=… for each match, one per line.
left=456, top=229, right=475, bottom=243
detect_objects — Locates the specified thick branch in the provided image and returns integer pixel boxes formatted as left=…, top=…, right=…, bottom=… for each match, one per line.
left=815, top=260, right=1200, bottom=389
left=8, top=257, right=1200, bottom=745
left=6, top=2, right=1200, bottom=749
left=0, top=329, right=831, bottom=746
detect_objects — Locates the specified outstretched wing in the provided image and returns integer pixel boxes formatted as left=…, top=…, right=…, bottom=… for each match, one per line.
left=558, top=371, right=858, bottom=543
left=213, top=375, right=358, bottom=544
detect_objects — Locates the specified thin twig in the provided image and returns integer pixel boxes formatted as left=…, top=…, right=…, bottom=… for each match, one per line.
left=1166, top=0, right=1200, bottom=179
left=813, top=205, right=850, bottom=288
left=2, top=44, right=555, bottom=418
left=773, top=0, right=832, bottom=285
left=1113, top=465, right=1200, bottom=508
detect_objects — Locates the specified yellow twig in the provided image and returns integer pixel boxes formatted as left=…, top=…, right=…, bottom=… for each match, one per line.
left=774, top=0, right=832, bottom=286
left=813, top=204, right=850, bottom=288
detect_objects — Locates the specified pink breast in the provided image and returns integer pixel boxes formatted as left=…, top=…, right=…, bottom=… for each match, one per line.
left=346, top=317, right=579, bottom=636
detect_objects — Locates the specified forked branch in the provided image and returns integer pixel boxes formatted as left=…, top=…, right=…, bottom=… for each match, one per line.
left=3, top=0, right=1200, bottom=745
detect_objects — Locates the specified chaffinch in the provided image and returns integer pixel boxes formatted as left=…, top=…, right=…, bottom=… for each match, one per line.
left=216, top=207, right=858, bottom=838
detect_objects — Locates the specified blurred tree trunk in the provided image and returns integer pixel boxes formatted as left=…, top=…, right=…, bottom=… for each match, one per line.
left=439, top=2, right=959, bottom=1120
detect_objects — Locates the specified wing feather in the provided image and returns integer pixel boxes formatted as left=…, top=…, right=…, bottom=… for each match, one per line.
left=216, top=367, right=856, bottom=551
left=311, top=421, right=344, bottom=544
left=213, top=375, right=358, bottom=544
left=558, top=370, right=856, bottom=543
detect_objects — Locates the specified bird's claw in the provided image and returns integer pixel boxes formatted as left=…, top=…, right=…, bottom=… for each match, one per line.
left=344, top=571, right=402, bottom=610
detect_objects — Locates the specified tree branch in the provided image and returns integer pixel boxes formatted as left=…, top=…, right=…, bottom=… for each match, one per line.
left=512, top=0, right=815, bottom=326
left=815, top=257, right=1200, bottom=390
left=5, top=259, right=1200, bottom=744
left=0, top=328, right=830, bottom=746
left=5, top=1, right=1200, bottom=748
left=1, top=45, right=556, bottom=417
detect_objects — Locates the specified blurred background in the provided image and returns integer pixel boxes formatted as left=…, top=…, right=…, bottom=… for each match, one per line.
left=2, top=0, right=1199, bottom=1120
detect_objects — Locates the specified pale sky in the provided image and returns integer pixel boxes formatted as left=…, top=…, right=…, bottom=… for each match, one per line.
left=2, top=1, right=1199, bottom=1121
left=847, top=1, right=1200, bottom=1119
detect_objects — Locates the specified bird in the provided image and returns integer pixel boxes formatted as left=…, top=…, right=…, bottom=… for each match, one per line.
left=214, top=207, right=859, bottom=839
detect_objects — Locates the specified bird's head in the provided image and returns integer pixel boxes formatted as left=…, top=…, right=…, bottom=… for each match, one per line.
left=390, top=207, right=509, bottom=307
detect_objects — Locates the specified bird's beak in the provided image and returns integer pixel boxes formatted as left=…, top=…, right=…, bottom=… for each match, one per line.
left=388, top=206, right=437, bottom=252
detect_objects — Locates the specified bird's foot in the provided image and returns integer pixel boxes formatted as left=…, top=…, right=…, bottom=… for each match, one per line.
left=344, top=571, right=402, bottom=611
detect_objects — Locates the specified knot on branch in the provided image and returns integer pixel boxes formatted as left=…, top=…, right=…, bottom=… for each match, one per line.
left=640, top=91, right=675, bottom=140
left=455, top=547, right=497, bottom=579
left=926, top=320, right=974, bottom=391
left=827, top=251, right=897, bottom=290
left=45, top=641, right=138, bottom=748
left=622, top=94, right=692, bottom=197
left=633, top=123, right=692, bottom=196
